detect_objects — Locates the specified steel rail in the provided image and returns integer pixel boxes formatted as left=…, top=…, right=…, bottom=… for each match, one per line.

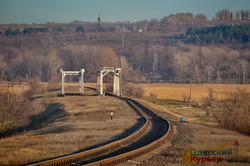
left=28, top=88, right=173, bottom=166
left=83, top=98, right=173, bottom=166
left=29, top=92, right=149, bottom=166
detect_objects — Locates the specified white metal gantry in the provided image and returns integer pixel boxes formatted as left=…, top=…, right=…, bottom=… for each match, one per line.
left=96, top=67, right=122, bottom=96
left=60, top=69, right=85, bottom=96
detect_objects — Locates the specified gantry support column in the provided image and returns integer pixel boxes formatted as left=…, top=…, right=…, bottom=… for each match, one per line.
left=96, top=70, right=103, bottom=95
left=113, top=68, right=122, bottom=96
left=79, top=69, right=85, bottom=94
left=61, top=70, right=66, bottom=96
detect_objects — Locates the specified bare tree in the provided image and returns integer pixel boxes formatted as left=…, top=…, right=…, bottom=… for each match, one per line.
left=119, top=56, right=132, bottom=80
left=202, top=48, right=217, bottom=83
left=217, top=89, right=250, bottom=134
left=216, top=9, right=233, bottom=22
left=60, top=45, right=120, bottom=81
left=239, top=60, right=249, bottom=83
left=0, top=92, right=32, bottom=135
left=0, top=55, right=8, bottom=80
left=241, top=10, right=250, bottom=21
left=205, top=65, right=215, bottom=83
left=216, top=70, right=223, bottom=83
left=174, top=51, right=190, bottom=83
left=235, top=11, right=241, bottom=21
left=46, top=49, right=63, bottom=80
left=195, top=14, right=207, bottom=26
left=148, top=19, right=160, bottom=31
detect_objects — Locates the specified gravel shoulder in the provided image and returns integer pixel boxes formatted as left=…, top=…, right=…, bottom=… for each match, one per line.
left=124, top=99, right=250, bottom=166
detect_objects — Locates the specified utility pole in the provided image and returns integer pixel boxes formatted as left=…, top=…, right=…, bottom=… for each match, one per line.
left=122, top=32, right=125, bottom=48
left=197, top=40, right=203, bottom=86
left=144, top=39, right=149, bottom=73
left=152, top=50, right=159, bottom=73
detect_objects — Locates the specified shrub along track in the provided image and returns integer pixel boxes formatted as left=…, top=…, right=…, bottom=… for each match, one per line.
left=29, top=89, right=173, bottom=166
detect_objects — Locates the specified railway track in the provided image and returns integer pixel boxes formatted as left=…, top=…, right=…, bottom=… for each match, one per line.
left=29, top=89, right=173, bottom=166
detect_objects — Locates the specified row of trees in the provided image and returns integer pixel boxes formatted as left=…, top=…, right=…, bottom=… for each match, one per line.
left=1, top=38, right=249, bottom=84
left=171, top=46, right=250, bottom=84
left=3, top=26, right=87, bottom=36
left=1, top=9, right=249, bottom=36
left=186, top=24, right=250, bottom=44
left=119, top=44, right=250, bottom=84
left=2, top=25, right=107, bottom=36
left=4, top=27, right=48, bottom=36
left=0, top=44, right=140, bottom=82
left=215, top=9, right=250, bottom=22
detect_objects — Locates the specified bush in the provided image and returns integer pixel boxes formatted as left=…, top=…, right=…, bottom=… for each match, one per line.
left=24, top=78, right=45, bottom=97
left=214, top=89, right=250, bottom=135
left=104, top=82, right=144, bottom=98
left=150, top=93, right=158, bottom=98
left=122, top=83, right=144, bottom=98
left=0, top=92, right=33, bottom=136
left=201, top=88, right=215, bottom=107
left=47, top=77, right=60, bottom=91
left=182, top=93, right=191, bottom=103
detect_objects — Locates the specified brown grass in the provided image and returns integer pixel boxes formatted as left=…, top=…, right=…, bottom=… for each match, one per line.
left=0, top=88, right=139, bottom=165
left=0, top=82, right=29, bottom=94
left=188, top=123, right=250, bottom=162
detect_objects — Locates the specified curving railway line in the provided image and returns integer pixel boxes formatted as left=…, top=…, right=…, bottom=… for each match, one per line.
left=29, top=89, right=173, bottom=166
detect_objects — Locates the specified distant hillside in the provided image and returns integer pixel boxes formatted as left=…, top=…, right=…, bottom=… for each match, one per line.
left=1, top=10, right=250, bottom=83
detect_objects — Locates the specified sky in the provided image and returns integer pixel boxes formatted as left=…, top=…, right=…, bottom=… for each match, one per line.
left=0, top=0, right=250, bottom=24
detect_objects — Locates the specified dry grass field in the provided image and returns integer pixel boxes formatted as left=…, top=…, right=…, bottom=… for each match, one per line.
left=141, top=83, right=250, bottom=102
left=0, top=82, right=29, bottom=94
left=1, top=82, right=250, bottom=165
left=137, top=83, right=250, bottom=165
left=0, top=88, right=140, bottom=165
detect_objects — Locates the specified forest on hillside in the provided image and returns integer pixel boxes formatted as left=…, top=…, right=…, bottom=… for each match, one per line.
left=0, top=9, right=250, bottom=84
left=186, top=25, right=250, bottom=44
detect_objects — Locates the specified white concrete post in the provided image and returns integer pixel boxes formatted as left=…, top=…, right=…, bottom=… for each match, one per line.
left=60, top=69, right=65, bottom=96
left=79, top=69, right=85, bottom=95
left=97, top=71, right=103, bottom=95
left=113, top=74, right=120, bottom=95
left=113, top=68, right=121, bottom=96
